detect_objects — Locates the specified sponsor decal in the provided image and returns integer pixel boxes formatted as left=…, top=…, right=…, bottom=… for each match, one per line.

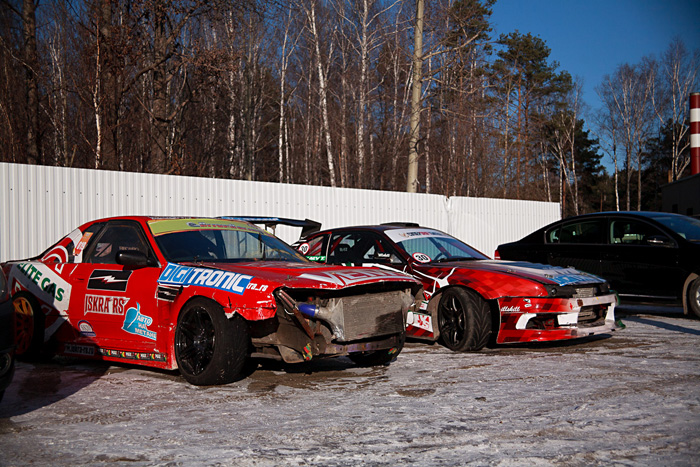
left=122, top=303, right=157, bottom=341
left=88, top=270, right=132, bottom=292
left=407, top=312, right=432, bottom=331
left=246, top=283, right=269, bottom=292
left=74, top=232, right=94, bottom=256
left=412, top=252, right=432, bottom=263
left=13, top=262, right=68, bottom=303
left=64, top=343, right=96, bottom=356
left=298, top=243, right=310, bottom=254
left=385, top=228, right=450, bottom=243
left=299, top=268, right=413, bottom=287
left=158, top=263, right=253, bottom=295
left=500, top=306, right=521, bottom=312
left=99, top=348, right=167, bottom=362
left=84, top=294, right=129, bottom=315
left=306, top=255, right=326, bottom=262
left=78, top=320, right=96, bottom=337
left=148, top=218, right=263, bottom=236
left=419, top=300, right=429, bottom=311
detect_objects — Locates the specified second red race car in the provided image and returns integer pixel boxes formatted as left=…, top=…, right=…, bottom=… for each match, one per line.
left=293, top=223, right=621, bottom=351
left=3, top=217, right=421, bottom=385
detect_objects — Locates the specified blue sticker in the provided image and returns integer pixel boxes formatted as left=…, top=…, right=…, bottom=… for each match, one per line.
left=158, top=263, right=253, bottom=295
left=122, top=303, right=157, bottom=341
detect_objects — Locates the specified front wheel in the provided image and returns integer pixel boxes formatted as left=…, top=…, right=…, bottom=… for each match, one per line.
left=349, top=333, right=405, bottom=367
left=437, top=287, right=491, bottom=352
left=174, top=298, right=251, bottom=386
left=687, top=277, right=700, bottom=319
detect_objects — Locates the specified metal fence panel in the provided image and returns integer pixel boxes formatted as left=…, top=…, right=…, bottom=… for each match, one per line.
left=0, top=163, right=559, bottom=261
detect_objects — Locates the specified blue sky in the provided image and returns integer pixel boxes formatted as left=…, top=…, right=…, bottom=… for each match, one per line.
left=490, top=0, right=700, bottom=117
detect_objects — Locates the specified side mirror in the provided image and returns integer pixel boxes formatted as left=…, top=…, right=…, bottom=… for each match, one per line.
left=116, top=250, right=149, bottom=267
left=646, top=235, right=673, bottom=247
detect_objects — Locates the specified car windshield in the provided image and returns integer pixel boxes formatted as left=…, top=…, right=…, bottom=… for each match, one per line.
left=384, top=228, right=488, bottom=263
left=148, top=218, right=308, bottom=263
left=651, top=215, right=700, bottom=242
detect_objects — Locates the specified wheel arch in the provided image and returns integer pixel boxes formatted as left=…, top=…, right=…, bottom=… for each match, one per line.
left=682, top=272, right=699, bottom=316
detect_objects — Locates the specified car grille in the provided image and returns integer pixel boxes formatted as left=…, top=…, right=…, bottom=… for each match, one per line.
left=330, top=290, right=410, bottom=342
left=577, top=305, right=606, bottom=327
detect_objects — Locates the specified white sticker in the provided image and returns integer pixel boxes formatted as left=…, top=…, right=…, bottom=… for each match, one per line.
left=298, top=243, right=310, bottom=254
left=412, top=252, right=432, bottom=263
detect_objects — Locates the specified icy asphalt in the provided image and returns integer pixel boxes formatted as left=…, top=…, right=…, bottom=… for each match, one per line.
left=1, top=306, right=699, bottom=466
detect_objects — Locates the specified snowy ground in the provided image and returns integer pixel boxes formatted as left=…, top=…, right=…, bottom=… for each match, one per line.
left=1, top=305, right=699, bottom=466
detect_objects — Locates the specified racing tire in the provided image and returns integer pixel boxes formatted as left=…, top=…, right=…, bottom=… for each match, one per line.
left=174, top=298, right=251, bottom=386
left=437, top=287, right=491, bottom=352
left=12, top=293, right=45, bottom=360
left=348, top=333, right=405, bottom=367
left=688, top=277, right=700, bottom=319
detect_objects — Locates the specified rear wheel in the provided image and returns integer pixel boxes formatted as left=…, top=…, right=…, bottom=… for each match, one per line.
left=13, top=293, right=45, bottom=360
left=174, top=298, right=250, bottom=386
left=688, top=277, right=700, bottom=319
left=349, top=333, right=405, bottom=367
left=437, top=287, right=491, bottom=352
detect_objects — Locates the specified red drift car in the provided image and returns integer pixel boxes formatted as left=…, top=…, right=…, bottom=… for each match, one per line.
left=3, top=217, right=421, bottom=385
left=294, top=223, right=620, bottom=351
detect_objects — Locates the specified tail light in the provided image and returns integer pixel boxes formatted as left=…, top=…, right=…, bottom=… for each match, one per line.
left=494, top=249, right=501, bottom=260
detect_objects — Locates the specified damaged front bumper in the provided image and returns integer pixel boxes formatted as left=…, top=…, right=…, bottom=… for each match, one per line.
left=496, top=293, right=620, bottom=344
left=249, top=286, right=416, bottom=363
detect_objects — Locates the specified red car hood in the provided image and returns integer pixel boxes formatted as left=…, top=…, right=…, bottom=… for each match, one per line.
left=414, top=259, right=605, bottom=287
left=167, top=260, right=418, bottom=290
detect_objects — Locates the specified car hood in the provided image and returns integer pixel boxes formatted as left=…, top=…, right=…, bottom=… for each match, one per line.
left=161, top=260, right=419, bottom=291
left=414, top=259, right=606, bottom=287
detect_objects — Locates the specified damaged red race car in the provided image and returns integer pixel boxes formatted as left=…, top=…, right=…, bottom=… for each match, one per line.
left=293, top=223, right=621, bottom=351
left=3, top=217, right=421, bottom=385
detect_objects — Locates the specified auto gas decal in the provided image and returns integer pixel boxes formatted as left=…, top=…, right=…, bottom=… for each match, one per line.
left=10, top=262, right=72, bottom=312
left=158, top=263, right=253, bottom=295
left=298, top=268, right=414, bottom=286
left=78, top=320, right=96, bottom=337
left=122, top=303, right=156, bottom=341
left=88, top=270, right=132, bottom=292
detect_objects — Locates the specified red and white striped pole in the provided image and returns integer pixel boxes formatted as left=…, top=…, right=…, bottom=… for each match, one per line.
left=691, top=92, right=700, bottom=175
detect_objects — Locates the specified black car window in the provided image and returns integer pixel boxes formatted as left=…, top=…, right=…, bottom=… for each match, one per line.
left=84, top=222, right=151, bottom=264
left=328, top=232, right=402, bottom=265
left=548, top=220, right=604, bottom=244
left=610, top=219, right=667, bottom=245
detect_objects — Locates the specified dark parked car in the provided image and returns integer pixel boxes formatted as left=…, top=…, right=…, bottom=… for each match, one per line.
left=495, top=212, right=700, bottom=318
left=0, top=267, right=15, bottom=402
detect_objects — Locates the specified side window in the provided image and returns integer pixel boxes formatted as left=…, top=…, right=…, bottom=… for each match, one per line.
left=555, top=220, right=605, bottom=244
left=328, top=232, right=361, bottom=265
left=84, top=222, right=151, bottom=264
left=328, top=232, right=402, bottom=265
left=297, top=236, right=327, bottom=261
left=610, top=219, right=667, bottom=245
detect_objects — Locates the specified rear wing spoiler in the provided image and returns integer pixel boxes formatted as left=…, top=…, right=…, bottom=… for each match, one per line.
left=220, top=216, right=322, bottom=238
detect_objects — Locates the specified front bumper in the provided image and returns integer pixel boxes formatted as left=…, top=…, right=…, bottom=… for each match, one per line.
left=496, top=293, right=620, bottom=344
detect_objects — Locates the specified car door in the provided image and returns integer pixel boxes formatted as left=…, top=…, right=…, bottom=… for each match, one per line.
left=543, top=218, right=605, bottom=277
left=69, top=220, right=164, bottom=353
left=600, top=217, right=683, bottom=300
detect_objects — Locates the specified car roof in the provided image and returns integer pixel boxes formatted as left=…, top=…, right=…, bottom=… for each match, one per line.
left=309, top=223, right=436, bottom=236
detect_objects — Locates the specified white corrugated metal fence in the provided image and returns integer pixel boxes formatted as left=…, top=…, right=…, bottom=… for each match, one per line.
left=0, top=162, right=560, bottom=262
